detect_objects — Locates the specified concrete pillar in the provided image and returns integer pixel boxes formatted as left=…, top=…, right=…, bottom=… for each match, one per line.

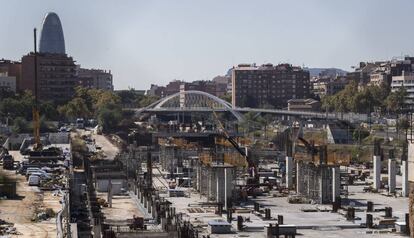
left=373, top=155, right=381, bottom=190
left=402, top=160, right=409, bottom=197
left=196, top=165, right=201, bottom=191
left=296, top=161, right=303, bottom=194
left=332, top=167, right=340, bottom=202
left=216, top=169, right=220, bottom=203
left=286, top=156, right=293, bottom=189
left=224, top=168, right=227, bottom=211
left=388, top=159, right=396, bottom=193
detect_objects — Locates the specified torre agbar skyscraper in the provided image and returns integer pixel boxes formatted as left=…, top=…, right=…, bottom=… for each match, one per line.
left=39, top=12, right=65, bottom=54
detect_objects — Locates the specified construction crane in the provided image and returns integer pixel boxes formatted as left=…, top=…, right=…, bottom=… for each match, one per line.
left=32, top=28, right=42, bottom=151
left=210, top=105, right=258, bottom=183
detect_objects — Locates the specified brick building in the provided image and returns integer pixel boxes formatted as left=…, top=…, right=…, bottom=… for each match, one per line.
left=231, top=63, right=310, bottom=109
left=21, top=53, right=78, bottom=103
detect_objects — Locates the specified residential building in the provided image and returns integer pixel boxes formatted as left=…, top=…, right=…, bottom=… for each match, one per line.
left=313, top=77, right=348, bottom=97
left=212, top=75, right=232, bottom=94
left=391, top=71, right=414, bottom=106
left=21, top=53, right=78, bottom=103
left=0, top=72, right=16, bottom=92
left=148, top=79, right=229, bottom=98
left=347, top=62, right=379, bottom=85
left=369, top=71, right=390, bottom=86
left=147, top=84, right=166, bottom=98
left=164, top=80, right=183, bottom=96
left=78, top=68, right=113, bottom=91
left=231, top=63, right=310, bottom=109
left=0, top=59, right=21, bottom=91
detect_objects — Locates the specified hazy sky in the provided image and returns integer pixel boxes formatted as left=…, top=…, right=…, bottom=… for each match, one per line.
left=1, top=0, right=414, bottom=90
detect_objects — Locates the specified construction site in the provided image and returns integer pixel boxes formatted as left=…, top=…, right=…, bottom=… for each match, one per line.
left=44, top=89, right=412, bottom=238
left=1, top=87, right=413, bottom=238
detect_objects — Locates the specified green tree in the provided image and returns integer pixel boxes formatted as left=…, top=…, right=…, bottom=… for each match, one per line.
left=58, top=97, right=90, bottom=120
left=139, top=95, right=160, bottom=107
left=385, top=87, right=406, bottom=114
left=219, top=93, right=232, bottom=104
left=12, top=117, right=30, bottom=133
left=97, top=104, right=122, bottom=132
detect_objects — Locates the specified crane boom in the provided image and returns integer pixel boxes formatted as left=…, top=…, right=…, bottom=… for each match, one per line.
left=210, top=108, right=258, bottom=180
left=33, top=28, right=42, bottom=151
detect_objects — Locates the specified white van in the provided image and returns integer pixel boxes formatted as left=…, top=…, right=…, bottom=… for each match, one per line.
left=28, top=175, right=40, bottom=186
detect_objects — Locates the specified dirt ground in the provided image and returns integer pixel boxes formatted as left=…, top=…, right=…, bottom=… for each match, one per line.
left=0, top=164, right=61, bottom=238
left=97, top=192, right=143, bottom=221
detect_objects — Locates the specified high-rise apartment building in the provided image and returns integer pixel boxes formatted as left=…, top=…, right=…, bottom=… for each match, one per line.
left=21, top=53, right=78, bottom=103
left=231, top=63, right=310, bottom=108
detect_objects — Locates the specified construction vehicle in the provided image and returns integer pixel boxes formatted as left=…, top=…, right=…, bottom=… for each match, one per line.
left=210, top=107, right=259, bottom=190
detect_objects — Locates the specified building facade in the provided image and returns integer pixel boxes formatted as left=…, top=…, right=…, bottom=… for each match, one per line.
left=0, top=59, right=21, bottom=92
left=312, top=77, right=348, bottom=97
left=0, top=73, right=16, bottom=92
left=232, top=63, right=310, bottom=109
left=391, top=71, right=414, bottom=106
left=39, top=12, right=66, bottom=54
left=21, top=53, right=78, bottom=103
left=78, top=68, right=113, bottom=91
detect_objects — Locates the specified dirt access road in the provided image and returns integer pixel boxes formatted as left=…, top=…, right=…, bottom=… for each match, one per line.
left=0, top=157, right=59, bottom=238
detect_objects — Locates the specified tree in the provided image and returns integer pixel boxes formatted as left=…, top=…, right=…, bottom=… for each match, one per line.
left=352, top=127, right=370, bottom=143
left=11, top=117, right=30, bottom=133
left=97, top=104, right=122, bottom=132
left=385, top=87, right=406, bottom=114
left=139, top=95, right=160, bottom=107
left=40, top=101, right=60, bottom=121
left=58, top=97, right=90, bottom=120
left=219, top=93, right=232, bottom=104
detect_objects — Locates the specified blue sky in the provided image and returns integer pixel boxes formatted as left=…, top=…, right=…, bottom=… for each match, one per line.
left=1, top=0, right=414, bottom=89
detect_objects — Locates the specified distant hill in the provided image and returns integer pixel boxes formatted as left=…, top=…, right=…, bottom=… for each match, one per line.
left=305, top=68, right=348, bottom=77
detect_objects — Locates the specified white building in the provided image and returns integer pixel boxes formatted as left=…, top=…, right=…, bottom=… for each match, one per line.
left=391, top=71, right=414, bottom=105
left=77, top=68, right=113, bottom=91
left=0, top=72, right=16, bottom=92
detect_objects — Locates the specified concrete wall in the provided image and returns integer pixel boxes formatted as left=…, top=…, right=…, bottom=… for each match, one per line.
left=296, top=161, right=337, bottom=204
left=96, top=179, right=126, bottom=194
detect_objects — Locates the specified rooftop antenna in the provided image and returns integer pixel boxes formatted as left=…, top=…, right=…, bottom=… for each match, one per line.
left=33, top=28, right=42, bottom=151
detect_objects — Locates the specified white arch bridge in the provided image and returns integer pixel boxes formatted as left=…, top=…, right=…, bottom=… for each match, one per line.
left=127, top=90, right=367, bottom=122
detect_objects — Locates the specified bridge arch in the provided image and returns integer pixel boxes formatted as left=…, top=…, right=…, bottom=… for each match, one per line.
left=143, top=90, right=244, bottom=121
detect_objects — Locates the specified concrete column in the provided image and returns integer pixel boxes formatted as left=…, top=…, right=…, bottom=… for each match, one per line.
left=332, top=167, right=340, bottom=202
left=402, top=160, right=409, bottom=197
left=216, top=169, right=220, bottom=203
left=296, top=161, right=303, bottom=194
left=224, top=168, right=227, bottom=211
left=373, top=155, right=381, bottom=190
left=388, top=159, right=396, bottom=193
left=286, top=156, right=293, bottom=189
left=196, top=165, right=201, bottom=191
